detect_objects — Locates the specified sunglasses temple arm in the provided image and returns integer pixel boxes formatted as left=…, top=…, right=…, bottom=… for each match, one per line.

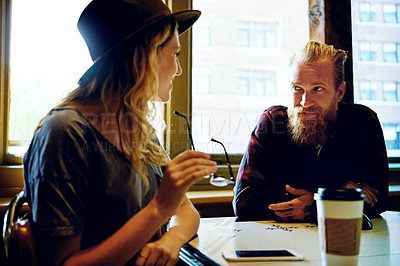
left=186, top=120, right=195, bottom=151
left=173, top=110, right=195, bottom=151
left=211, top=138, right=234, bottom=181
left=225, top=153, right=234, bottom=182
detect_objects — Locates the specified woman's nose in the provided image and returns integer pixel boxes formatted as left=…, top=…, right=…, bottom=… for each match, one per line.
left=176, top=58, right=182, bottom=76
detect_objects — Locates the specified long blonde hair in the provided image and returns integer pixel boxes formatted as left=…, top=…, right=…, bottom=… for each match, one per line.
left=58, top=21, right=176, bottom=189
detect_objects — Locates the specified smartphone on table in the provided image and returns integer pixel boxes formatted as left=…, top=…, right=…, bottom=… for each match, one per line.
left=222, top=249, right=304, bottom=262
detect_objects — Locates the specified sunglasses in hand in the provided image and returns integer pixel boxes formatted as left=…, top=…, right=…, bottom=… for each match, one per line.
left=173, top=111, right=235, bottom=187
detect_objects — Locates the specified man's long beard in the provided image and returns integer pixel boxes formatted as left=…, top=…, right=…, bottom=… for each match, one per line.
left=287, top=105, right=336, bottom=148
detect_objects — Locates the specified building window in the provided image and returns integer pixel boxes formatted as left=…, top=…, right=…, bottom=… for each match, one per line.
left=352, top=0, right=400, bottom=157
left=358, top=80, right=376, bottom=100
left=237, top=21, right=277, bottom=48
left=383, top=82, right=399, bottom=101
left=193, top=18, right=211, bottom=47
left=383, top=43, right=399, bottom=63
left=359, top=2, right=376, bottom=22
left=359, top=42, right=376, bottom=61
left=383, top=124, right=400, bottom=150
left=191, top=0, right=309, bottom=154
left=192, top=115, right=211, bottom=148
left=383, top=3, right=399, bottom=23
left=237, top=69, right=276, bottom=96
left=193, top=67, right=211, bottom=95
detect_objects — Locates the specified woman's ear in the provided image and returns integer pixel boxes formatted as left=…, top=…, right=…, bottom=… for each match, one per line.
left=337, top=82, right=346, bottom=102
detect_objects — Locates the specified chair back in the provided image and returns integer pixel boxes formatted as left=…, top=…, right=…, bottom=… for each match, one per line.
left=3, top=191, right=37, bottom=266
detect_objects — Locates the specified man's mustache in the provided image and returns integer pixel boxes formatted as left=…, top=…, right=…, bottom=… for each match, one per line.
left=293, top=105, right=322, bottom=115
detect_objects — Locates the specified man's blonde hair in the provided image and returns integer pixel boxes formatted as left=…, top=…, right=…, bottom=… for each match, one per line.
left=289, top=41, right=348, bottom=90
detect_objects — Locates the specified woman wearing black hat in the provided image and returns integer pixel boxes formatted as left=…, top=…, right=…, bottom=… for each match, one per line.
left=22, top=0, right=215, bottom=265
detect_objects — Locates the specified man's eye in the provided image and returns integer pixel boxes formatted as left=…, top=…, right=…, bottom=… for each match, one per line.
left=314, top=86, right=324, bottom=91
left=292, top=86, right=303, bottom=93
left=175, top=52, right=180, bottom=56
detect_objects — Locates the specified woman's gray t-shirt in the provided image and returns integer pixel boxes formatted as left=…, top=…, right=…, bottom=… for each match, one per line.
left=23, top=108, right=164, bottom=249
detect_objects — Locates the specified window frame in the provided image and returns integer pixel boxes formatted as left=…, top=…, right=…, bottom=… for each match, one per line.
left=0, top=0, right=398, bottom=192
left=0, top=0, right=13, bottom=165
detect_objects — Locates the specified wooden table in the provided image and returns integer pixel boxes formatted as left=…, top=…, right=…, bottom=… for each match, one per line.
left=184, top=211, right=400, bottom=265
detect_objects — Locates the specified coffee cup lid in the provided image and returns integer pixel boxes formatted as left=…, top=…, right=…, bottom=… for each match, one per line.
left=314, top=188, right=365, bottom=201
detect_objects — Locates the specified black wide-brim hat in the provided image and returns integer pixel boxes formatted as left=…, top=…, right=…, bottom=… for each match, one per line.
left=77, top=0, right=201, bottom=81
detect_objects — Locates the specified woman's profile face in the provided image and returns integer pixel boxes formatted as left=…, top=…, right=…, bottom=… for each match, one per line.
left=157, top=30, right=182, bottom=102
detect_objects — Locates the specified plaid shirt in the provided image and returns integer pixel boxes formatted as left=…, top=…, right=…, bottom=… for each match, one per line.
left=233, top=103, right=389, bottom=221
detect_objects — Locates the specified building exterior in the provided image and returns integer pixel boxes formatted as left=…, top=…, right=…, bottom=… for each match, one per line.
left=191, top=0, right=309, bottom=154
left=352, top=0, right=400, bottom=156
left=191, top=0, right=400, bottom=157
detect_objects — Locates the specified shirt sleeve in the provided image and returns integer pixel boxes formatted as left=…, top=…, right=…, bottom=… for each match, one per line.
left=345, top=104, right=389, bottom=217
left=23, top=112, right=91, bottom=237
left=233, top=107, right=290, bottom=220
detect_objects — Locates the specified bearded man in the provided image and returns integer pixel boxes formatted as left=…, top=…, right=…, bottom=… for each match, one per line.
left=233, top=41, right=388, bottom=222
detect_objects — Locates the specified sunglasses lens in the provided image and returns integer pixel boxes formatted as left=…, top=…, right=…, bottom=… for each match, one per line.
left=209, top=174, right=234, bottom=187
left=210, top=179, right=228, bottom=187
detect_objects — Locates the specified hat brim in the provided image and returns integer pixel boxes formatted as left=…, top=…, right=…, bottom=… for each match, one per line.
left=79, top=10, right=201, bottom=83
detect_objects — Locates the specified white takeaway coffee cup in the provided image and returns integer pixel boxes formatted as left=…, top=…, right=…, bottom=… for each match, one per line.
left=314, top=188, right=365, bottom=266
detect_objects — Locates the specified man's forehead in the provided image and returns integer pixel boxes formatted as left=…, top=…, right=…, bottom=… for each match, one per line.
left=290, top=61, right=334, bottom=79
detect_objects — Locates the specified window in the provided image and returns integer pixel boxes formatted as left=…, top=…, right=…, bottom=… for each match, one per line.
left=383, top=124, right=400, bottom=150
left=7, top=0, right=92, bottom=156
left=191, top=0, right=309, bottom=154
left=383, top=43, right=399, bottom=63
left=359, top=2, right=376, bottom=22
left=6, top=0, right=165, bottom=158
left=352, top=0, right=400, bottom=157
left=193, top=18, right=211, bottom=47
left=237, top=69, right=276, bottom=96
left=359, top=41, right=376, bottom=61
left=383, top=3, right=399, bottom=23
left=3, top=0, right=398, bottom=185
left=193, top=67, right=211, bottom=95
left=237, top=21, right=277, bottom=48
left=358, top=80, right=376, bottom=100
left=192, top=115, right=211, bottom=150
left=383, top=82, right=399, bottom=101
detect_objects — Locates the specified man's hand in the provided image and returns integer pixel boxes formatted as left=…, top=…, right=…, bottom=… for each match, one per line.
left=268, top=185, right=314, bottom=221
left=345, top=181, right=378, bottom=207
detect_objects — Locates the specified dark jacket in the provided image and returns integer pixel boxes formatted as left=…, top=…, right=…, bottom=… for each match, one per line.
left=234, top=103, right=389, bottom=221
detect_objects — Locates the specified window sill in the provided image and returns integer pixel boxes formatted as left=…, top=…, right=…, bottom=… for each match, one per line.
left=0, top=196, right=30, bottom=213
left=0, top=163, right=398, bottom=212
left=389, top=185, right=400, bottom=196
left=186, top=190, right=234, bottom=205
left=0, top=165, right=24, bottom=197
left=1, top=186, right=399, bottom=213
left=0, top=191, right=236, bottom=213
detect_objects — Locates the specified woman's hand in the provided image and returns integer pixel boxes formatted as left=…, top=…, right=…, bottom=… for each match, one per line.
left=136, top=152, right=215, bottom=265
left=135, top=236, right=181, bottom=266
left=154, top=150, right=217, bottom=219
